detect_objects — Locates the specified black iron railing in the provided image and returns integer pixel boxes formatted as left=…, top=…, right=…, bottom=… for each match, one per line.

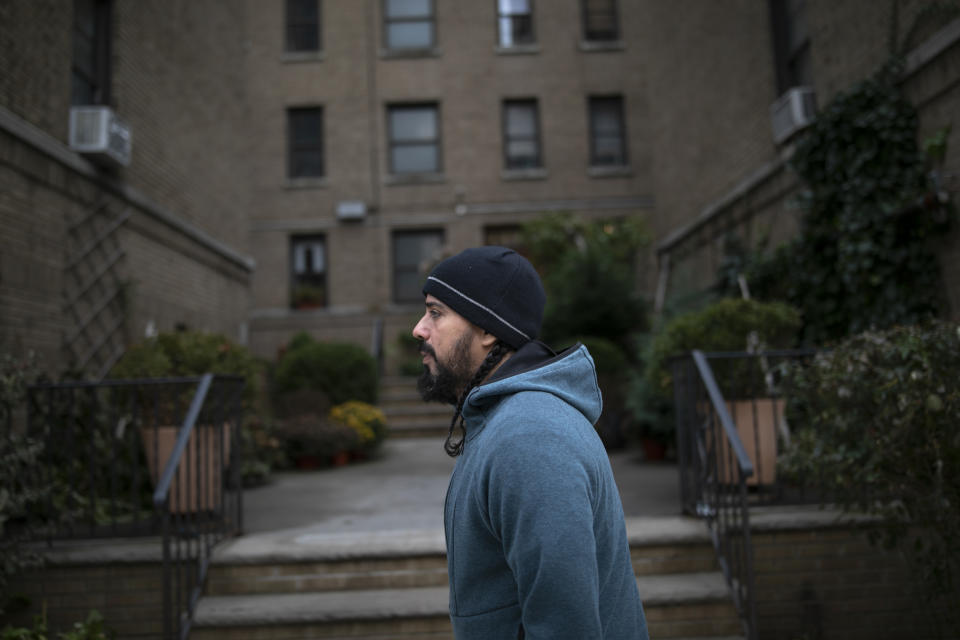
left=672, top=349, right=816, bottom=640
left=18, top=374, right=244, bottom=640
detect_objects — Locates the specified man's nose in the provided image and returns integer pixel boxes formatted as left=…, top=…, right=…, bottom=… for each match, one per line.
left=412, top=317, right=428, bottom=341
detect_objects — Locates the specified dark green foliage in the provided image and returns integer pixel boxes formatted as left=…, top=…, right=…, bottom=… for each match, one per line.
left=780, top=321, right=960, bottom=633
left=110, top=330, right=262, bottom=403
left=520, top=213, right=650, bottom=448
left=521, top=212, right=649, bottom=350
left=629, top=299, right=802, bottom=444
left=743, top=62, right=953, bottom=345
left=274, top=333, right=378, bottom=405
left=2, top=609, right=113, bottom=639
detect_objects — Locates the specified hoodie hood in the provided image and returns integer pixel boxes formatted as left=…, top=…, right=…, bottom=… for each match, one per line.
left=461, top=342, right=603, bottom=438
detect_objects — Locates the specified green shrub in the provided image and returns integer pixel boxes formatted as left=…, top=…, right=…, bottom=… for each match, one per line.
left=1, top=609, right=113, bottom=639
left=629, top=298, right=802, bottom=445
left=780, top=320, right=960, bottom=633
left=521, top=212, right=649, bottom=349
left=274, top=334, right=378, bottom=405
left=110, top=330, right=261, bottom=403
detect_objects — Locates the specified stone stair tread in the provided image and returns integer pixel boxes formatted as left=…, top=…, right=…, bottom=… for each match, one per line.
left=636, top=571, right=731, bottom=605
left=383, top=405, right=452, bottom=417
left=194, top=585, right=449, bottom=627
left=196, top=573, right=731, bottom=628
left=213, top=516, right=709, bottom=566
left=213, top=528, right=447, bottom=565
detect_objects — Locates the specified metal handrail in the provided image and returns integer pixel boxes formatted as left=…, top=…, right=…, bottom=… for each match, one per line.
left=675, top=350, right=760, bottom=640
left=152, top=374, right=244, bottom=640
left=691, top=350, right=755, bottom=479
left=153, top=374, right=213, bottom=507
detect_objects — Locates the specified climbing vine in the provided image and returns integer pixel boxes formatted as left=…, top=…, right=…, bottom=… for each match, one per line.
left=747, top=60, right=953, bottom=345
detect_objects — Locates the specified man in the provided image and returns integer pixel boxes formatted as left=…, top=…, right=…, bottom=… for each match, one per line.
left=412, top=246, right=649, bottom=640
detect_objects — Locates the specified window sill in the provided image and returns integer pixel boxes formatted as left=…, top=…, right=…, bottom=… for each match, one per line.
left=579, top=40, right=625, bottom=52
left=587, top=165, right=632, bottom=178
left=285, top=177, right=328, bottom=190
left=501, top=167, right=547, bottom=181
left=495, top=44, right=541, bottom=56
left=379, top=47, right=441, bottom=60
left=281, top=51, right=325, bottom=63
left=386, top=172, right=445, bottom=186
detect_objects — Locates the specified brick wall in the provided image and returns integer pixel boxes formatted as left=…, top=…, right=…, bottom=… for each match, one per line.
left=5, top=562, right=164, bottom=640
left=752, top=521, right=951, bottom=640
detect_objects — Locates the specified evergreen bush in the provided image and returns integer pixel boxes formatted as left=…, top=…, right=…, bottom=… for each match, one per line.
left=274, top=333, right=378, bottom=405
left=780, top=320, right=960, bottom=634
left=629, top=298, right=801, bottom=446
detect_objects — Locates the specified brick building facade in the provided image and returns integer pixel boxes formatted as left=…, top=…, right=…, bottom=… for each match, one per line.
left=1, top=0, right=253, bottom=377
left=244, top=0, right=654, bottom=365
left=649, top=1, right=960, bottom=318
left=2, top=1, right=958, bottom=377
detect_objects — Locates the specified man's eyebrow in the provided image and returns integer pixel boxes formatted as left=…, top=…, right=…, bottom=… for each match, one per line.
left=425, top=301, right=446, bottom=311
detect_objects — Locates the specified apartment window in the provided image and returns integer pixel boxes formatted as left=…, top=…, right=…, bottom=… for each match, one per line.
left=71, top=0, right=112, bottom=105
left=502, top=99, right=542, bottom=170
left=286, top=0, right=321, bottom=52
left=287, top=107, right=324, bottom=178
left=393, top=230, right=444, bottom=303
left=384, top=0, right=435, bottom=50
left=388, top=104, right=441, bottom=174
left=498, top=0, right=534, bottom=47
left=769, top=0, right=812, bottom=95
left=581, top=0, right=619, bottom=42
left=290, top=235, right=326, bottom=309
left=588, top=96, right=627, bottom=167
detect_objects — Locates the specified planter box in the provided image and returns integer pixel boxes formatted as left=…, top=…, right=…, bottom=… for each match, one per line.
left=708, top=398, right=782, bottom=486
left=141, top=424, right=232, bottom=513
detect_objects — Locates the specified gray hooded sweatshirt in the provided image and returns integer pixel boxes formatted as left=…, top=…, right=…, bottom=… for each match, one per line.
left=444, top=342, right=649, bottom=639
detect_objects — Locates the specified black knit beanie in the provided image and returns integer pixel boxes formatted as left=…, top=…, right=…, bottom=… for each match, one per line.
left=422, top=246, right=546, bottom=350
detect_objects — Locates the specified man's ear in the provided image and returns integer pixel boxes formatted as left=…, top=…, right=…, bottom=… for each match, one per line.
left=478, top=330, right=498, bottom=349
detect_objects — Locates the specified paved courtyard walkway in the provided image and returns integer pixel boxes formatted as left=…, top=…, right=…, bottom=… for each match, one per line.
left=241, top=437, right=682, bottom=536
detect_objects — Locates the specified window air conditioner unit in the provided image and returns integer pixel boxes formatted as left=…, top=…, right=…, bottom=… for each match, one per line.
left=69, top=106, right=132, bottom=167
left=769, top=86, right=817, bottom=145
left=336, top=200, right=367, bottom=221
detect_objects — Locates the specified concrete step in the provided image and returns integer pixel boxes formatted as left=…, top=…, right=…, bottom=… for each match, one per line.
left=191, top=573, right=739, bottom=640
left=207, top=517, right=718, bottom=596
left=379, top=378, right=452, bottom=438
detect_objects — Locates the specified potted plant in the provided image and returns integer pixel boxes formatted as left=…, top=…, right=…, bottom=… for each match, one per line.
left=630, top=298, right=801, bottom=475
left=329, top=401, right=387, bottom=459
left=276, top=412, right=359, bottom=469
left=291, top=283, right=326, bottom=310
left=110, top=330, right=262, bottom=511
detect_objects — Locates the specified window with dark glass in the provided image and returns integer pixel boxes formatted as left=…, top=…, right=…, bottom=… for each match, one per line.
left=290, top=235, right=327, bottom=309
left=72, top=0, right=112, bottom=105
left=502, top=99, right=542, bottom=170
left=581, top=0, right=619, bottom=42
left=286, top=0, right=321, bottom=52
left=287, top=107, right=324, bottom=178
left=384, top=0, right=435, bottom=50
left=393, top=230, right=444, bottom=303
left=769, top=0, right=812, bottom=95
left=588, top=96, right=627, bottom=166
left=498, top=0, right=535, bottom=47
left=388, top=104, right=441, bottom=174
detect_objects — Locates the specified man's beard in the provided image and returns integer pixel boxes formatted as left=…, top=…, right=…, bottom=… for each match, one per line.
left=417, top=331, right=475, bottom=405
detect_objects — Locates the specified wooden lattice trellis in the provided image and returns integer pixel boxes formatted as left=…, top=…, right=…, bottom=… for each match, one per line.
left=62, top=201, right=131, bottom=380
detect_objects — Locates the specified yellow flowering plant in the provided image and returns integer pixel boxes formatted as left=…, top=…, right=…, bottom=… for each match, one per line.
left=328, top=401, right=387, bottom=451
